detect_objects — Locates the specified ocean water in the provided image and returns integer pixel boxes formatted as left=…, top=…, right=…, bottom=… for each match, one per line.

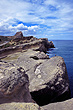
left=48, top=40, right=73, bottom=97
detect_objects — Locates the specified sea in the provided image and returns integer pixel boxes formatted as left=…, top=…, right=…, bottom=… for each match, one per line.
left=47, top=40, right=73, bottom=97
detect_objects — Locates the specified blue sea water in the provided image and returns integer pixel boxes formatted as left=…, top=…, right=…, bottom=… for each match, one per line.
left=48, top=40, right=73, bottom=97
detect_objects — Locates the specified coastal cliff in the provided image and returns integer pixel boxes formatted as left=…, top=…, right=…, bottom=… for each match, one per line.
left=0, top=32, right=71, bottom=109
left=0, top=31, right=54, bottom=58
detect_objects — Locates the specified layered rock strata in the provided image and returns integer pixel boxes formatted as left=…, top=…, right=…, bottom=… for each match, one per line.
left=0, top=32, right=54, bottom=58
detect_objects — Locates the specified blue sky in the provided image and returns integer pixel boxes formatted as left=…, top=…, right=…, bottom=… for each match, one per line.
left=0, top=0, right=73, bottom=40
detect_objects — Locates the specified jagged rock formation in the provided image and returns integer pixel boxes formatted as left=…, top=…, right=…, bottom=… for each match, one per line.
left=14, top=31, right=23, bottom=38
left=0, top=31, right=23, bottom=43
left=0, top=33, right=54, bottom=58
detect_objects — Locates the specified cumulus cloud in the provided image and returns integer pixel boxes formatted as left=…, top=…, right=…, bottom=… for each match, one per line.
left=0, top=17, right=39, bottom=36
left=13, top=24, right=28, bottom=30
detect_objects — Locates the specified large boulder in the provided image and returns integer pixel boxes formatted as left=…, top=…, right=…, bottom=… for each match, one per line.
left=1, top=49, right=70, bottom=106
left=0, top=61, right=32, bottom=104
left=42, top=98, right=73, bottom=110
left=30, top=56, right=70, bottom=105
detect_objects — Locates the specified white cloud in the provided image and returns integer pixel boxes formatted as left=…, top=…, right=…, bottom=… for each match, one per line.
left=44, top=0, right=58, bottom=6
left=28, top=26, right=39, bottom=30
left=14, top=24, right=28, bottom=30
left=0, top=17, right=39, bottom=35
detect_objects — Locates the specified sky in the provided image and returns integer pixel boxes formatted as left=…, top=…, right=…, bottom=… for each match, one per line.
left=0, top=0, right=73, bottom=40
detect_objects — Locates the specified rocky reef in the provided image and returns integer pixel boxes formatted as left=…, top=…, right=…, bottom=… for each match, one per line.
left=0, top=32, right=71, bottom=110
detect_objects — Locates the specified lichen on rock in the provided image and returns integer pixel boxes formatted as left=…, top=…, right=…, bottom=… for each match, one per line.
left=0, top=61, right=32, bottom=104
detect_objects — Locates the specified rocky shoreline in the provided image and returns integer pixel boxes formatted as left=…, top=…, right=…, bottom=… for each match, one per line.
left=0, top=32, right=71, bottom=110
left=0, top=32, right=54, bottom=58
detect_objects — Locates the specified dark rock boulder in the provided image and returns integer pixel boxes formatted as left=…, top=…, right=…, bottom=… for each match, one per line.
left=30, top=56, right=70, bottom=105
left=12, top=31, right=23, bottom=42
left=14, top=31, right=23, bottom=38
left=0, top=61, right=32, bottom=104
left=34, top=38, right=55, bottom=53
left=49, top=41, right=55, bottom=48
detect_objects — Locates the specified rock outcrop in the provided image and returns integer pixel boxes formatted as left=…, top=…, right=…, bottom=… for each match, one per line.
left=1, top=49, right=70, bottom=106
left=30, top=56, right=70, bottom=105
left=0, top=31, right=23, bottom=43
left=0, top=32, right=55, bottom=57
left=0, top=32, right=70, bottom=108
left=42, top=98, right=73, bottom=110
left=0, top=61, right=32, bottom=104
left=14, top=31, right=23, bottom=38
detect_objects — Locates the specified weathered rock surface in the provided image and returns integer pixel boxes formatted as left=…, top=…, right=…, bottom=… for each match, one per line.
left=0, top=102, right=43, bottom=110
left=42, top=98, right=73, bottom=110
left=0, top=32, right=55, bottom=57
left=30, top=56, right=70, bottom=105
left=0, top=32, right=70, bottom=106
left=0, top=98, right=73, bottom=110
left=30, top=51, right=49, bottom=60
left=14, top=31, right=23, bottom=38
left=1, top=49, right=70, bottom=106
left=0, top=61, right=32, bottom=104
left=0, top=31, right=23, bottom=43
